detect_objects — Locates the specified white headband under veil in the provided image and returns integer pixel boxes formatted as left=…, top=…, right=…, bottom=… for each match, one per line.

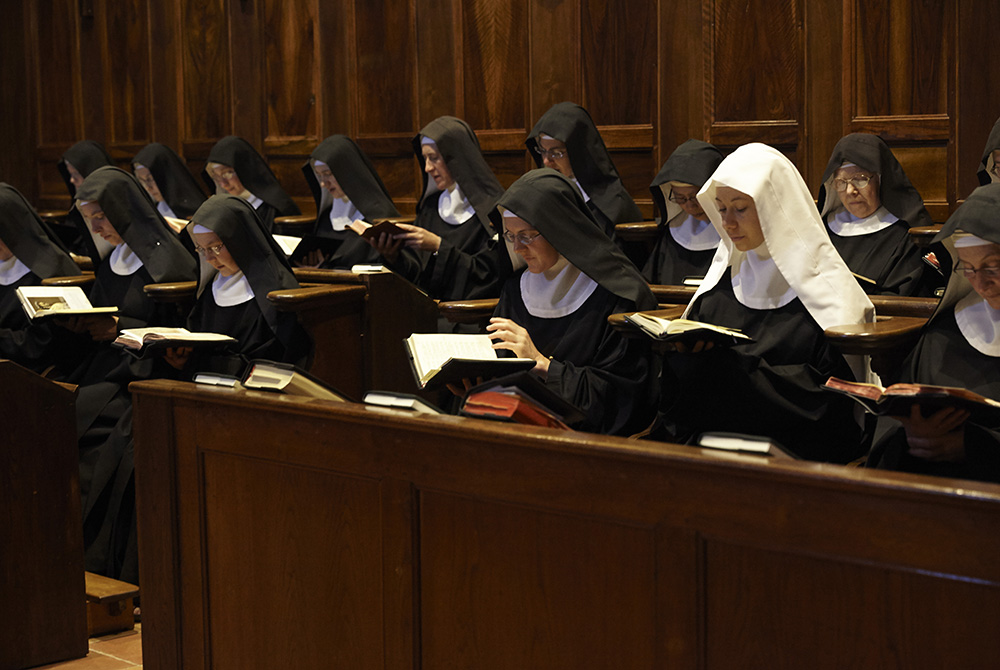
left=687, top=143, right=876, bottom=379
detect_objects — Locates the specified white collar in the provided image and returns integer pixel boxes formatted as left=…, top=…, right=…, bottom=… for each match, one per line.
left=328, top=197, right=361, bottom=232
left=437, top=183, right=475, bottom=226
left=211, top=270, right=254, bottom=307
left=0, top=255, right=31, bottom=285
left=519, top=256, right=598, bottom=318
left=157, top=199, right=178, bottom=219
left=827, top=205, right=898, bottom=236
left=669, top=213, right=721, bottom=251
left=245, top=192, right=264, bottom=209
left=954, top=292, right=1000, bottom=357
left=571, top=177, right=591, bottom=203
left=730, top=246, right=796, bottom=310
left=110, top=243, right=143, bottom=276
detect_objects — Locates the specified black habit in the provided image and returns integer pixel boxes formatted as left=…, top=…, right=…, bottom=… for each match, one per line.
left=133, top=142, right=207, bottom=219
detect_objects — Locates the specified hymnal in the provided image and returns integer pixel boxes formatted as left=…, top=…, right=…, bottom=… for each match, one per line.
left=623, top=312, right=753, bottom=346
left=242, top=359, right=350, bottom=402
left=113, top=327, right=237, bottom=357
left=698, top=432, right=797, bottom=459
left=824, top=377, right=1000, bottom=423
left=404, top=333, right=535, bottom=391
left=16, top=286, right=117, bottom=320
left=363, top=391, right=442, bottom=414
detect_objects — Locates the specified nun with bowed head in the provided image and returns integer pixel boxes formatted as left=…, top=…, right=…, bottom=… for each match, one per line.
left=371, top=116, right=504, bottom=302
left=817, top=133, right=937, bottom=296
left=977, top=115, right=1000, bottom=186
left=655, top=143, right=875, bottom=463
left=642, top=139, right=724, bottom=285
left=59, top=140, right=115, bottom=196
left=525, top=102, right=643, bottom=237
left=0, top=183, right=81, bottom=373
left=867, top=184, right=1000, bottom=483
left=298, top=134, right=399, bottom=269
left=486, top=168, right=659, bottom=436
left=202, top=136, right=301, bottom=233
left=132, top=142, right=207, bottom=220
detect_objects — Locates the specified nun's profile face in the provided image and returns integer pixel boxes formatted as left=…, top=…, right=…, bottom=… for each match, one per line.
left=834, top=164, right=880, bottom=219
left=503, top=214, right=560, bottom=274
left=134, top=165, right=164, bottom=202
left=956, top=243, right=1000, bottom=310
left=991, top=151, right=1000, bottom=183
left=65, top=161, right=85, bottom=188
left=210, top=163, right=247, bottom=196
left=0, top=238, right=12, bottom=262
left=669, top=183, right=708, bottom=221
left=422, top=144, right=455, bottom=190
left=312, top=163, right=346, bottom=199
left=536, top=136, right=573, bottom=178
left=78, top=201, right=124, bottom=246
left=715, top=186, right=764, bottom=252
left=192, top=230, right=241, bottom=277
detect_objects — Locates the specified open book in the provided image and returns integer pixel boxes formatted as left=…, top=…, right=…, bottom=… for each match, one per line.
left=824, top=377, right=1000, bottom=423
left=242, top=360, right=350, bottom=402
left=163, top=216, right=189, bottom=234
left=348, top=218, right=407, bottom=241
left=113, top=327, right=237, bottom=357
left=16, top=286, right=118, bottom=320
left=623, top=312, right=753, bottom=346
left=404, top=333, right=536, bottom=391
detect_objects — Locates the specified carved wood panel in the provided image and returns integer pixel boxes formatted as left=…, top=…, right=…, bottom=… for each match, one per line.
left=461, top=0, right=528, bottom=132
left=263, top=0, right=319, bottom=144
left=103, top=0, right=152, bottom=148
left=181, top=0, right=230, bottom=144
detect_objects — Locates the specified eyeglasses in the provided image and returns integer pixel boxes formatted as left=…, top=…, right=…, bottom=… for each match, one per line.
left=533, top=145, right=568, bottom=161
left=990, top=163, right=1000, bottom=177
left=953, top=263, right=1000, bottom=280
left=137, top=175, right=157, bottom=188
left=833, top=175, right=875, bottom=191
left=194, top=242, right=226, bottom=257
left=502, top=230, right=543, bottom=246
left=669, top=193, right=697, bottom=206
left=214, top=169, right=238, bottom=181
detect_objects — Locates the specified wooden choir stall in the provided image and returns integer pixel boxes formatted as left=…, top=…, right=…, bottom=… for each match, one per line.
left=132, top=379, right=1000, bottom=670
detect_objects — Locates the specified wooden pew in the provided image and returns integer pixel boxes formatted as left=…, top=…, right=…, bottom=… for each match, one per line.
left=132, top=379, right=1000, bottom=670
left=0, top=361, right=88, bottom=669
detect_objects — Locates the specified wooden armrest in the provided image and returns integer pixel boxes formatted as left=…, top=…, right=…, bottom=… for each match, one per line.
left=292, top=268, right=367, bottom=284
left=909, top=225, right=942, bottom=248
left=608, top=306, right=686, bottom=336
left=437, top=298, right=499, bottom=324
left=85, top=571, right=139, bottom=604
left=649, top=284, right=697, bottom=305
left=37, top=209, right=67, bottom=223
left=824, top=316, right=925, bottom=356
left=71, top=253, right=94, bottom=271
left=42, top=273, right=95, bottom=288
left=869, top=295, right=938, bottom=318
left=267, top=284, right=367, bottom=312
left=274, top=214, right=316, bottom=235
left=614, top=221, right=659, bottom=242
left=382, top=215, right=417, bottom=224
left=144, top=281, right=198, bottom=303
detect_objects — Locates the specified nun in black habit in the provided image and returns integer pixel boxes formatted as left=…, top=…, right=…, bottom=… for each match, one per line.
left=57, top=140, right=115, bottom=253
left=202, top=136, right=300, bottom=232
left=867, top=184, right=1000, bottom=483
left=656, top=144, right=875, bottom=463
left=525, top=102, right=643, bottom=237
left=372, top=116, right=505, bottom=302
left=976, top=115, right=1000, bottom=186
left=132, top=142, right=207, bottom=220
left=0, top=183, right=81, bottom=374
left=487, top=168, right=658, bottom=436
left=642, top=139, right=724, bottom=285
left=298, top=134, right=398, bottom=269
left=817, top=133, right=937, bottom=296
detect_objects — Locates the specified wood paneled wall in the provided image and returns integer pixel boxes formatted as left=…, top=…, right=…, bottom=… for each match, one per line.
left=2, top=0, right=998, bottom=223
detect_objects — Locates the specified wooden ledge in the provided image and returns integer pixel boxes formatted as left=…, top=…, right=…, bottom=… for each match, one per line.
left=292, top=268, right=367, bottom=284
left=42, top=273, right=95, bottom=288
left=614, top=221, right=658, bottom=242
left=71, top=253, right=94, bottom=271
left=37, top=209, right=67, bottom=223
left=267, top=284, right=367, bottom=311
left=144, top=280, right=198, bottom=302
left=909, top=225, right=942, bottom=247
left=274, top=214, right=316, bottom=235
left=870, top=294, right=938, bottom=318
left=824, top=316, right=926, bottom=356
left=85, top=571, right=138, bottom=637
left=649, top=284, right=697, bottom=305
left=438, top=298, right=499, bottom=323
left=608, top=306, right=686, bottom=336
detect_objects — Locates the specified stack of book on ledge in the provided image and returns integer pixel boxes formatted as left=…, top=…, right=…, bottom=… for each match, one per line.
left=460, top=371, right=584, bottom=431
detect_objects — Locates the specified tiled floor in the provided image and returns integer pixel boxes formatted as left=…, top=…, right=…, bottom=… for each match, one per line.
left=35, top=625, right=142, bottom=669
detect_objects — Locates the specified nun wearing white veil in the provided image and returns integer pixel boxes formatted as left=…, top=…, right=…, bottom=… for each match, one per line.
left=656, top=143, right=875, bottom=463
left=867, top=184, right=1000, bottom=482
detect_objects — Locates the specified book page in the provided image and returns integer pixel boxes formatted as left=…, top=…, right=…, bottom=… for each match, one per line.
left=272, top=234, right=301, bottom=257
left=407, top=333, right=497, bottom=381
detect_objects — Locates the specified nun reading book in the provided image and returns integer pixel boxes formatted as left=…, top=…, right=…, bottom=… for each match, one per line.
left=867, top=184, right=1000, bottom=483
left=653, top=144, right=875, bottom=463
left=132, top=142, right=207, bottom=220
left=485, top=168, right=659, bottom=436
left=369, top=116, right=505, bottom=302
left=202, top=135, right=300, bottom=233
left=525, top=102, right=643, bottom=238
left=57, top=139, right=115, bottom=253
left=977, top=115, right=1000, bottom=186
left=641, top=139, right=724, bottom=285
left=817, top=133, right=939, bottom=296
left=296, top=134, right=399, bottom=269
left=0, top=183, right=82, bottom=374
